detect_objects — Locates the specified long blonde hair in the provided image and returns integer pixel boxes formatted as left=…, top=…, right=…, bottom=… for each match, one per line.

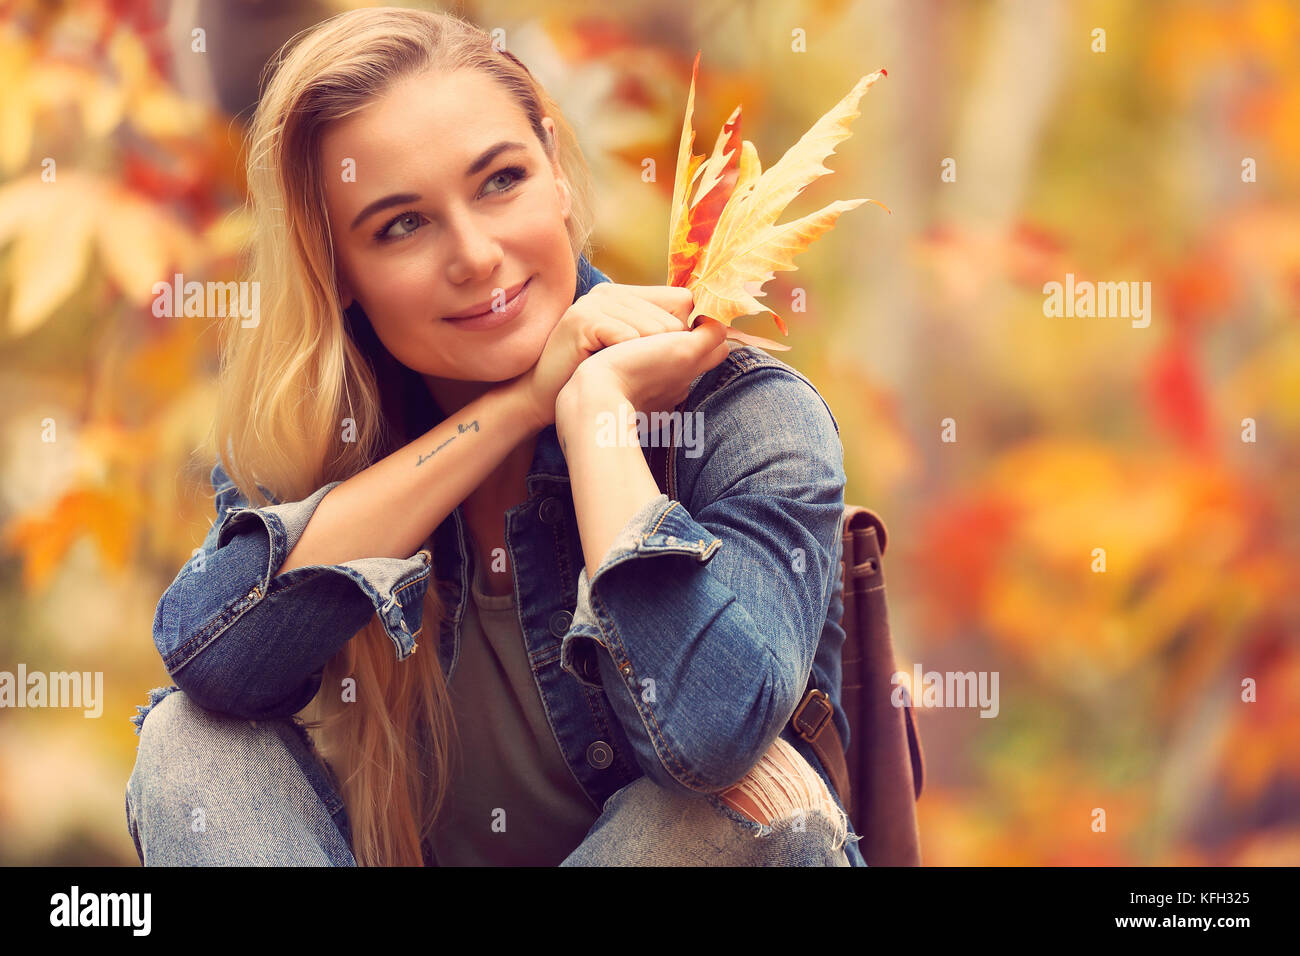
left=210, top=6, right=595, bottom=866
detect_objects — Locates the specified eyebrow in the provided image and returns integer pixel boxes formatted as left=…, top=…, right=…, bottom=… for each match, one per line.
left=348, top=140, right=529, bottom=231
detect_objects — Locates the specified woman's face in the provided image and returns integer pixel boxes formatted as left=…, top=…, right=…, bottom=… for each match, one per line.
left=320, top=68, right=576, bottom=386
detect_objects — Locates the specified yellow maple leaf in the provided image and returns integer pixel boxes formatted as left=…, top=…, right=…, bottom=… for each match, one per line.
left=1, top=485, right=139, bottom=592
left=667, top=53, right=890, bottom=350
left=0, top=172, right=201, bottom=337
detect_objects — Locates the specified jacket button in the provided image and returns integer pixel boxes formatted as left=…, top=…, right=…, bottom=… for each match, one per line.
left=586, top=740, right=613, bottom=770
left=549, top=609, right=573, bottom=637
left=538, top=496, right=563, bottom=525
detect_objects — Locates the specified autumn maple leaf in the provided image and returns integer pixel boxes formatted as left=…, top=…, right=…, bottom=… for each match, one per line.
left=667, top=52, right=889, bottom=351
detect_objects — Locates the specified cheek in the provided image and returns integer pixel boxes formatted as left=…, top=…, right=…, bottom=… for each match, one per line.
left=514, top=184, right=572, bottom=242
left=361, top=257, right=438, bottom=318
left=357, top=265, right=441, bottom=366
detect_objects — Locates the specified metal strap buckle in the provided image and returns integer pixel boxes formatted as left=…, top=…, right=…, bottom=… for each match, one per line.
left=791, top=688, right=833, bottom=742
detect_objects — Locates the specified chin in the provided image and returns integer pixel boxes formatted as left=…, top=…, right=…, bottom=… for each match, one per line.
left=482, top=335, right=547, bottom=382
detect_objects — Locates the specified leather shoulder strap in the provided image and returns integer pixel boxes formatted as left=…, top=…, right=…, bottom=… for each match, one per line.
left=841, top=505, right=925, bottom=864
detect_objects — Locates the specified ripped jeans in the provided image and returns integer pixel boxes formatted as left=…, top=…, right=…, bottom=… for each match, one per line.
left=125, top=688, right=859, bottom=866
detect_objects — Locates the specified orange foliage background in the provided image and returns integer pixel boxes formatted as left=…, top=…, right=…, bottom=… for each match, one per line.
left=0, top=0, right=1296, bottom=865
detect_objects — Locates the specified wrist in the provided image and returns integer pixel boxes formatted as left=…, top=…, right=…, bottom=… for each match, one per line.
left=505, top=371, right=550, bottom=435
left=555, top=367, right=627, bottom=443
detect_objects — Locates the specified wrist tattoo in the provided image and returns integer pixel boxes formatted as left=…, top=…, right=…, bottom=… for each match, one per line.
left=416, top=419, right=479, bottom=466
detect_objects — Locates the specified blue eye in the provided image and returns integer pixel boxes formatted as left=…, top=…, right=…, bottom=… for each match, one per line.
left=484, top=165, right=527, bottom=196
left=373, top=165, right=528, bottom=244
left=375, top=212, right=425, bottom=242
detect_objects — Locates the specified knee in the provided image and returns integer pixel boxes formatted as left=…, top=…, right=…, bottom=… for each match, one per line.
left=127, top=690, right=218, bottom=858
left=130, top=691, right=199, bottom=807
left=125, top=690, right=341, bottom=865
left=133, top=690, right=218, bottom=770
left=130, top=689, right=187, bottom=784
left=128, top=689, right=272, bottom=801
left=718, top=736, right=844, bottom=832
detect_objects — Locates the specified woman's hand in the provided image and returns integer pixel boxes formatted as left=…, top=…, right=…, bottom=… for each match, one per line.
left=554, top=314, right=731, bottom=578
left=518, top=282, right=696, bottom=429
left=555, top=315, right=731, bottom=433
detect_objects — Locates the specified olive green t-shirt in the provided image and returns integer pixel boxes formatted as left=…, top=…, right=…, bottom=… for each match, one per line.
left=428, top=544, right=599, bottom=866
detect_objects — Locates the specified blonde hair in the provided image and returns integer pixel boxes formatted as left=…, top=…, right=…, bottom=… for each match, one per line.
left=209, top=6, right=596, bottom=866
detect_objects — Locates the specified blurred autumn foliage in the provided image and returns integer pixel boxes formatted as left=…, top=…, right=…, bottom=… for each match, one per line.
left=0, top=0, right=1296, bottom=866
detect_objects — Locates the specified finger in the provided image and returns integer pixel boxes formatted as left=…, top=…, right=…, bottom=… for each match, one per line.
left=699, top=334, right=731, bottom=372
left=613, top=297, right=686, bottom=335
left=691, top=318, right=731, bottom=370
left=655, top=317, right=725, bottom=361
left=612, top=284, right=694, bottom=323
left=582, top=318, right=641, bottom=352
left=692, top=316, right=729, bottom=342
left=603, top=296, right=683, bottom=335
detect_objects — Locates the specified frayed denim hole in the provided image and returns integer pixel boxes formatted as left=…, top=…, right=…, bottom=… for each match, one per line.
left=707, top=792, right=848, bottom=852
left=129, top=684, right=181, bottom=737
left=706, top=793, right=772, bottom=838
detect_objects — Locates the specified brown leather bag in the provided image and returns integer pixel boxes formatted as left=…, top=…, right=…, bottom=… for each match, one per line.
left=649, top=428, right=925, bottom=866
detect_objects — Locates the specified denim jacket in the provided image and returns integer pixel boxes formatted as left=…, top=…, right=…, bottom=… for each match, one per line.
left=133, top=254, right=865, bottom=866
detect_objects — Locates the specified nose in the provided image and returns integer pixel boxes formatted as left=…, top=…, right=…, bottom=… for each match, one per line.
left=443, top=207, right=503, bottom=286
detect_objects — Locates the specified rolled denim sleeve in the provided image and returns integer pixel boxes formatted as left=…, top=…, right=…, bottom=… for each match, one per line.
left=559, top=367, right=846, bottom=795
left=151, top=460, right=434, bottom=720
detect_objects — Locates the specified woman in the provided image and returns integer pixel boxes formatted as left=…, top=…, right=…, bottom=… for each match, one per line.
left=125, top=6, right=863, bottom=867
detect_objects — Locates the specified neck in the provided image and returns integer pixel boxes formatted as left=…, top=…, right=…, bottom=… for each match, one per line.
left=422, top=373, right=492, bottom=419
left=475, top=434, right=537, bottom=510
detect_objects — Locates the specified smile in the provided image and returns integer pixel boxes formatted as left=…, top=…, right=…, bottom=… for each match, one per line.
left=442, top=277, right=534, bottom=330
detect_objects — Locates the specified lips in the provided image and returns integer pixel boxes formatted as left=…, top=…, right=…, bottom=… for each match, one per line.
left=443, top=278, right=531, bottom=320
